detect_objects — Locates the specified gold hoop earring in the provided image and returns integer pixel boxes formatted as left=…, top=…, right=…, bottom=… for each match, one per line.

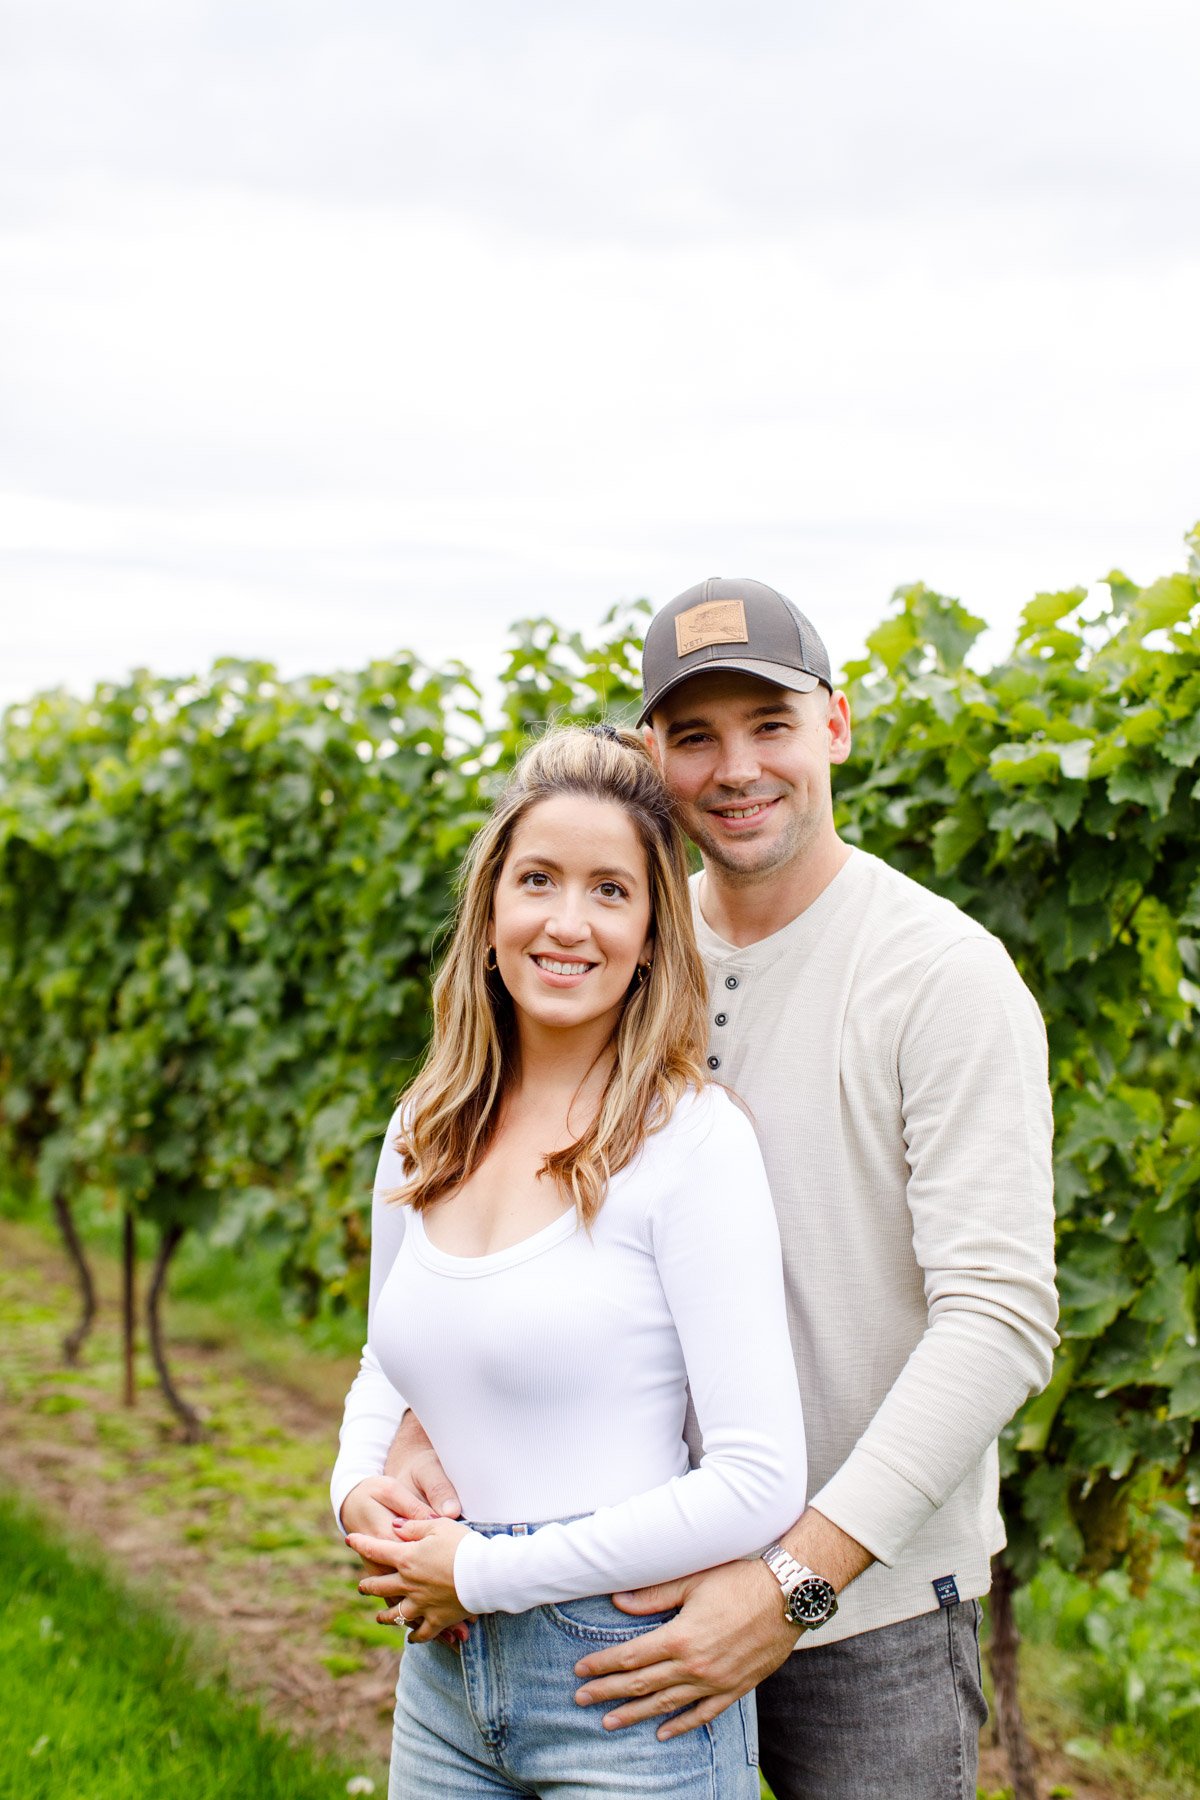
left=485, top=945, right=498, bottom=972
left=632, top=961, right=651, bottom=990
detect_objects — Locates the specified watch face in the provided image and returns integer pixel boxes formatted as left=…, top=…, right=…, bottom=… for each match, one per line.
left=786, top=1577, right=836, bottom=1627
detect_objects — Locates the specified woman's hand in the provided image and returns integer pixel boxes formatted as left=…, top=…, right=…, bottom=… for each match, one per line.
left=346, top=1518, right=473, bottom=1643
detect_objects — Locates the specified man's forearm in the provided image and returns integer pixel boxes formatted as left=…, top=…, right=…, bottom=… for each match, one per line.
left=382, top=1411, right=414, bottom=1476
left=380, top=1407, right=462, bottom=1517
left=777, top=1505, right=874, bottom=1593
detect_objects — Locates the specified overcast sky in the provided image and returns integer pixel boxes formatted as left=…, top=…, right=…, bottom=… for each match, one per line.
left=2, top=0, right=1198, bottom=709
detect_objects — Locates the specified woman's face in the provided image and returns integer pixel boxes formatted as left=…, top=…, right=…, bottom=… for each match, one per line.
left=489, top=794, right=654, bottom=1042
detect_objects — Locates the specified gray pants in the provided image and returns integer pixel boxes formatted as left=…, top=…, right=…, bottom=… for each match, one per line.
left=755, top=1602, right=987, bottom=1800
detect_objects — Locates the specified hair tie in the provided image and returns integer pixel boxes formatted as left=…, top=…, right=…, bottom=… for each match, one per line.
left=588, top=722, right=620, bottom=742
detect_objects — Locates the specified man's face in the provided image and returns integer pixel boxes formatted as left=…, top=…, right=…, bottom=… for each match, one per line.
left=646, top=669, right=851, bottom=882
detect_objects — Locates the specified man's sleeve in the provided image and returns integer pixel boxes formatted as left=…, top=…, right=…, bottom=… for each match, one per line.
left=810, top=935, right=1059, bottom=1565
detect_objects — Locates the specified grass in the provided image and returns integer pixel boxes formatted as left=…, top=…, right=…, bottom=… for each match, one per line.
left=0, top=1221, right=398, bottom=1782
left=1013, top=1527, right=1200, bottom=1793
left=0, top=1492, right=382, bottom=1800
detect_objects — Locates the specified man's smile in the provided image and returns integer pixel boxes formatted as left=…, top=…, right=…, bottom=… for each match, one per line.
left=707, top=797, right=782, bottom=827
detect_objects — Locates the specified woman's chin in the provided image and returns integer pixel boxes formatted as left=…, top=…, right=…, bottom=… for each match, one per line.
left=512, top=989, right=627, bottom=1036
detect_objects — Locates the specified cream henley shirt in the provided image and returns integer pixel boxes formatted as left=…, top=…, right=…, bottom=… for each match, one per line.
left=691, top=846, right=1058, bottom=1644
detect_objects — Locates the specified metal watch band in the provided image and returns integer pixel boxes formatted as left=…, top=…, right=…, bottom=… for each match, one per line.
left=762, top=1543, right=809, bottom=1590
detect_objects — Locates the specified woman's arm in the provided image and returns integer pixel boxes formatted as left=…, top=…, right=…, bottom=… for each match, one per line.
left=330, top=1105, right=412, bottom=1529
left=440, top=1092, right=807, bottom=1615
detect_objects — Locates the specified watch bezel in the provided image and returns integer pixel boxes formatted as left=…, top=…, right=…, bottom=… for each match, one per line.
left=782, top=1573, right=838, bottom=1628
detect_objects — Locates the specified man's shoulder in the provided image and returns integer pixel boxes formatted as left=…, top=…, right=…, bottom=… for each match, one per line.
left=830, top=850, right=1034, bottom=1024
left=847, top=849, right=995, bottom=954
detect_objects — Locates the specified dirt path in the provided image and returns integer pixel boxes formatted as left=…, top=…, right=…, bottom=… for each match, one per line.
left=0, top=1219, right=396, bottom=1783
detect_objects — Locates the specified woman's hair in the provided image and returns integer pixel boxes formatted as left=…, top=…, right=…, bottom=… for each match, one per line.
left=394, top=723, right=709, bottom=1224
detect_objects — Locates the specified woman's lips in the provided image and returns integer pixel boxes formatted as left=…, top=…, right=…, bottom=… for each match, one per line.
left=529, top=954, right=597, bottom=986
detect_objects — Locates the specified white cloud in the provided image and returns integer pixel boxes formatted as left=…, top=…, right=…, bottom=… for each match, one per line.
left=1, top=1, right=1198, bottom=708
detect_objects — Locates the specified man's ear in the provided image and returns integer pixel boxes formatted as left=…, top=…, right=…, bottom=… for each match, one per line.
left=827, top=690, right=852, bottom=766
left=643, top=723, right=663, bottom=771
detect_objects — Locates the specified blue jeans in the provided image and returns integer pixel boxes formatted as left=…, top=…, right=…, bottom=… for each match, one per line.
left=389, top=1521, right=760, bottom=1799
left=754, top=1600, right=988, bottom=1800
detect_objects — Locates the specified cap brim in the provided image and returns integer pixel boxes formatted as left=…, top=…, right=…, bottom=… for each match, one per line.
left=638, top=657, right=823, bottom=726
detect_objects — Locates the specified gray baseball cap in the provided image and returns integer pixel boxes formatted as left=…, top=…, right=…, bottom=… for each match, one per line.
left=638, top=576, right=833, bottom=726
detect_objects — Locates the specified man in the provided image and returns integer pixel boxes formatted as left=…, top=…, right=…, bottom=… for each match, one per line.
left=341, top=577, right=1059, bottom=1800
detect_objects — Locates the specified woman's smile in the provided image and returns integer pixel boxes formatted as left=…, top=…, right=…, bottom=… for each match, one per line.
left=530, top=953, right=599, bottom=985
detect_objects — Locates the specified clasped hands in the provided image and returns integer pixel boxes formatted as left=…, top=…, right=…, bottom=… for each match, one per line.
left=346, top=1515, right=475, bottom=1643
left=340, top=1425, right=856, bottom=1735
left=346, top=1482, right=806, bottom=1737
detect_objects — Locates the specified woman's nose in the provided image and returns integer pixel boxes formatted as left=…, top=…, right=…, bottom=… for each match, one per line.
left=545, top=898, right=590, bottom=943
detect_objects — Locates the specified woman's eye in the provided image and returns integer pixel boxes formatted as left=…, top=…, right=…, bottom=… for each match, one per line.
left=596, top=881, right=626, bottom=900
left=521, top=871, right=551, bottom=888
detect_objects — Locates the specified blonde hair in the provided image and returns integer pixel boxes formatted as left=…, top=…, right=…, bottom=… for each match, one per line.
left=394, top=724, right=709, bottom=1224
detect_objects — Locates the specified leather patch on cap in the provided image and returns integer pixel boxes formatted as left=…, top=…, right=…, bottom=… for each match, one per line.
left=675, top=599, right=749, bottom=658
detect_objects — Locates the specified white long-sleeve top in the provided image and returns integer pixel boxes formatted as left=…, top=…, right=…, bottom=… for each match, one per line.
left=331, top=1084, right=807, bottom=1617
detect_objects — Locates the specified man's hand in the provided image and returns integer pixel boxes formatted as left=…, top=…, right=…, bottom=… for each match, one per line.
left=340, top=1476, right=431, bottom=1575
left=383, top=1409, right=462, bottom=1520
left=573, top=1557, right=798, bottom=1738
left=574, top=1508, right=873, bottom=1739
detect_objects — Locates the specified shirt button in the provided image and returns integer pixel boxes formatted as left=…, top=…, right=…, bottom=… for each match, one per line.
left=714, top=1012, right=728, bottom=1026
left=724, top=975, right=739, bottom=990
left=707, top=1055, right=721, bottom=1071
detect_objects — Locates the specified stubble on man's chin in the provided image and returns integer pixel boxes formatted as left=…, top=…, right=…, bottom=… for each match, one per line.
left=688, top=808, right=820, bottom=887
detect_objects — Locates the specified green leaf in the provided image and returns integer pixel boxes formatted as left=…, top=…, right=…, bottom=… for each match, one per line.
left=1167, top=1361, right=1200, bottom=1420
left=1054, top=739, right=1093, bottom=781
left=923, top=598, right=987, bottom=671
left=1129, top=1263, right=1193, bottom=1338
left=1023, top=1464, right=1085, bottom=1566
left=1132, top=572, right=1199, bottom=633
left=988, top=741, right=1063, bottom=787
left=865, top=614, right=919, bottom=674
left=1018, top=587, right=1087, bottom=636
left=931, top=808, right=986, bottom=875
left=1015, top=1343, right=1083, bottom=1453
left=1106, top=762, right=1178, bottom=814
left=1160, top=711, right=1200, bottom=768
left=1057, top=1236, right=1138, bottom=1337
left=991, top=800, right=1058, bottom=844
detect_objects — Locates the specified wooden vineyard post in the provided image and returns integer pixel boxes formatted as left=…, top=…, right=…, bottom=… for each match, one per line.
left=988, top=1557, right=1039, bottom=1800
left=122, top=1208, right=136, bottom=1406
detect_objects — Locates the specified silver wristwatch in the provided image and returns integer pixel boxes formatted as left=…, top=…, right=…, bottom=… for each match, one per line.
left=761, top=1544, right=839, bottom=1632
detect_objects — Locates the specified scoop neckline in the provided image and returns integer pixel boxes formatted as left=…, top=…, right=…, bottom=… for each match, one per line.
left=407, top=1204, right=579, bottom=1278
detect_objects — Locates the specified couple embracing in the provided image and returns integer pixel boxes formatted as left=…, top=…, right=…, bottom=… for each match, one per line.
left=333, top=578, right=1059, bottom=1800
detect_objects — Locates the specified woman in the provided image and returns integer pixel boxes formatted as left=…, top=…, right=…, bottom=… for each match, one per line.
left=333, top=724, right=806, bottom=1798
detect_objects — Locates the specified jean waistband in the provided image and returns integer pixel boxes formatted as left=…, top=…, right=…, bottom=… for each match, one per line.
left=466, top=1513, right=590, bottom=1539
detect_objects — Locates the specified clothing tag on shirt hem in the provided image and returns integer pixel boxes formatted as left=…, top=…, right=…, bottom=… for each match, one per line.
left=932, top=1574, right=960, bottom=1608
